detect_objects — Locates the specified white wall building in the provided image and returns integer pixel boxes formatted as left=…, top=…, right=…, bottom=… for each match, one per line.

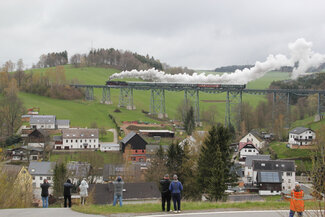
left=240, top=131, right=265, bottom=149
left=100, top=143, right=120, bottom=152
left=288, top=127, right=316, bottom=147
left=28, top=161, right=56, bottom=188
left=252, top=160, right=295, bottom=193
left=239, top=142, right=259, bottom=159
left=30, top=115, right=56, bottom=129
left=55, top=128, right=99, bottom=150
left=244, top=155, right=271, bottom=182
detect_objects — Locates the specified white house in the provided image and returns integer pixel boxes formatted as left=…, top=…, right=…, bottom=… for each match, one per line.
left=30, top=115, right=56, bottom=129
left=244, top=155, right=270, bottom=182
left=55, top=128, right=99, bottom=150
left=239, top=142, right=259, bottom=159
left=28, top=161, right=56, bottom=188
left=252, top=160, right=295, bottom=195
left=288, top=127, right=315, bottom=147
left=240, top=130, right=265, bottom=149
left=100, top=143, right=120, bottom=152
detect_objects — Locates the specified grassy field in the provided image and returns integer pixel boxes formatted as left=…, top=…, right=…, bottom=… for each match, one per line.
left=49, top=151, right=123, bottom=167
left=72, top=200, right=319, bottom=215
left=268, top=142, right=314, bottom=159
left=19, top=65, right=291, bottom=129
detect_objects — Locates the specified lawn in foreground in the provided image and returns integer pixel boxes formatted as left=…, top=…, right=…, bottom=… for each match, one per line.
left=72, top=200, right=318, bottom=215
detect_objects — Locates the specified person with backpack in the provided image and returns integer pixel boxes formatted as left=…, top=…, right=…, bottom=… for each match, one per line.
left=169, top=174, right=183, bottom=213
left=113, top=176, right=124, bottom=206
left=40, top=179, right=50, bottom=208
left=160, top=174, right=171, bottom=212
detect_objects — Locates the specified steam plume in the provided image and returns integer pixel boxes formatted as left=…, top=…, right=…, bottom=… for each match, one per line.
left=110, top=38, right=325, bottom=84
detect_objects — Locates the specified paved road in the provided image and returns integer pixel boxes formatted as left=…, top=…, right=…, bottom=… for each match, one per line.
left=0, top=208, right=102, bottom=217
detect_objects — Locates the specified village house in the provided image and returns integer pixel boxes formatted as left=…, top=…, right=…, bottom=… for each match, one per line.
left=30, top=115, right=56, bottom=129
left=252, top=159, right=295, bottom=195
left=288, top=127, right=316, bottom=147
left=56, top=120, right=70, bottom=129
left=1, top=165, right=33, bottom=199
left=239, top=141, right=259, bottom=160
left=24, top=128, right=49, bottom=148
left=8, top=146, right=43, bottom=162
left=240, top=130, right=265, bottom=149
left=100, top=143, right=120, bottom=152
left=121, top=131, right=147, bottom=163
left=67, top=161, right=91, bottom=184
left=146, top=144, right=169, bottom=162
left=55, top=128, right=99, bottom=150
left=244, top=155, right=271, bottom=182
left=28, top=161, right=56, bottom=188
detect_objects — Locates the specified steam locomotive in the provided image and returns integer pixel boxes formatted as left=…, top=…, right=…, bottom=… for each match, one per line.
left=106, top=80, right=246, bottom=89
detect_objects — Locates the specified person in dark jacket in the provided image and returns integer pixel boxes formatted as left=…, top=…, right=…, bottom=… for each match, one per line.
left=40, top=179, right=50, bottom=208
left=63, top=179, right=74, bottom=208
left=113, top=176, right=124, bottom=206
left=169, top=174, right=183, bottom=213
left=160, top=174, right=171, bottom=212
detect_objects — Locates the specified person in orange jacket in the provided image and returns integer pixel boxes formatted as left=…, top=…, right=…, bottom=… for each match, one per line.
left=289, top=182, right=304, bottom=217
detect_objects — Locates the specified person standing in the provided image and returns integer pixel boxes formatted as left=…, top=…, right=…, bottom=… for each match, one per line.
left=79, top=178, right=89, bottom=205
left=63, top=179, right=74, bottom=208
left=289, top=182, right=304, bottom=217
left=40, top=179, right=50, bottom=208
left=160, top=174, right=171, bottom=212
left=113, top=176, right=124, bottom=206
left=169, top=174, right=183, bottom=213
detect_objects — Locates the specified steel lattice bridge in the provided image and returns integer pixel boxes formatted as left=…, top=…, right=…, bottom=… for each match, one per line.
left=70, top=81, right=325, bottom=128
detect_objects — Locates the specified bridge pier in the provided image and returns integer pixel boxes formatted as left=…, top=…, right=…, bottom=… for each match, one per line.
left=316, top=93, right=325, bottom=121
left=85, top=87, right=94, bottom=101
left=150, top=89, right=167, bottom=119
left=101, top=87, right=112, bottom=104
left=118, top=87, right=135, bottom=110
left=184, top=89, right=200, bottom=124
left=225, top=91, right=242, bottom=129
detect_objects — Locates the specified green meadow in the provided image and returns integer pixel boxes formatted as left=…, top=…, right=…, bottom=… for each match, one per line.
left=20, top=66, right=292, bottom=128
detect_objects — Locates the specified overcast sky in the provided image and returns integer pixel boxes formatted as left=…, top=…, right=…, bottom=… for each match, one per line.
left=1, top=0, right=325, bottom=69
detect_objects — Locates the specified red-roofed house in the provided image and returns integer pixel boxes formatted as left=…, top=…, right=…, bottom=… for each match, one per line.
left=239, top=141, right=259, bottom=160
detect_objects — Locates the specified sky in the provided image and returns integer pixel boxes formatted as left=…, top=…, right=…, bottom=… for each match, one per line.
left=1, top=0, right=325, bottom=70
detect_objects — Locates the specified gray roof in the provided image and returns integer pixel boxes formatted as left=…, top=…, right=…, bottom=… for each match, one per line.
left=103, top=164, right=141, bottom=181
left=62, top=128, right=98, bottom=139
left=245, top=155, right=271, bottom=167
left=120, top=131, right=136, bottom=144
left=253, top=160, right=295, bottom=172
left=56, top=120, right=70, bottom=126
left=67, top=162, right=90, bottom=178
left=257, top=171, right=281, bottom=183
left=28, top=161, right=56, bottom=176
left=289, top=127, right=313, bottom=135
left=1, top=165, right=23, bottom=179
left=30, top=115, right=56, bottom=125
left=53, top=135, right=62, bottom=141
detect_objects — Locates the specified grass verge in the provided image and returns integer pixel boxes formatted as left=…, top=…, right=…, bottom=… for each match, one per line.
left=71, top=200, right=318, bottom=215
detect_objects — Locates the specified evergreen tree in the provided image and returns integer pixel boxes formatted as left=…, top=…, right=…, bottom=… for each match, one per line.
left=166, top=142, right=184, bottom=176
left=184, top=106, right=195, bottom=135
left=197, top=124, right=237, bottom=201
left=145, top=145, right=168, bottom=183
left=53, top=162, right=67, bottom=197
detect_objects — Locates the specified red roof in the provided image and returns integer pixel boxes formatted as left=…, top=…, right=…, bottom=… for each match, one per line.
left=238, top=141, right=256, bottom=151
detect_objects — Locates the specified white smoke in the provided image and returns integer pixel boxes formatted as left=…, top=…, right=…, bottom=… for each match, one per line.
left=109, top=38, right=325, bottom=84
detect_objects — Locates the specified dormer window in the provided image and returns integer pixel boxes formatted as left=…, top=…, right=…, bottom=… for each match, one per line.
left=261, top=163, right=265, bottom=166
left=276, top=164, right=278, bottom=167
left=31, top=169, right=35, bottom=172
left=91, top=134, right=94, bottom=137
left=281, top=164, right=285, bottom=167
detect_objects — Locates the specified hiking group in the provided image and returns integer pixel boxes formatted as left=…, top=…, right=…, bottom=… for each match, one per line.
left=160, top=174, right=183, bottom=213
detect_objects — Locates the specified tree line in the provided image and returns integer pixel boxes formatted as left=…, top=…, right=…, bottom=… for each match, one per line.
left=146, top=124, right=237, bottom=201
left=35, top=51, right=68, bottom=68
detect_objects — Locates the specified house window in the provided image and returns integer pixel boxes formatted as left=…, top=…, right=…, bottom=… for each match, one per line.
left=80, top=145, right=82, bottom=148
left=47, top=177, right=51, bottom=180
left=287, top=172, right=292, bottom=176
left=276, top=164, right=279, bottom=167
left=40, top=176, right=43, bottom=180
left=33, top=177, right=35, bottom=180
left=288, top=179, right=291, bottom=183
left=94, top=140, right=96, bottom=142
left=142, top=150, right=144, bottom=153
left=80, top=140, right=82, bottom=142
left=66, top=140, right=68, bottom=143
left=248, top=150, right=252, bottom=152
left=89, top=145, right=91, bottom=148
left=85, top=139, right=87, bottom=142
left=135, top=150, right=138, bottom=153
left=71, top=140, right=73, bottom=143
left=75, top=140, right=78, bottom=142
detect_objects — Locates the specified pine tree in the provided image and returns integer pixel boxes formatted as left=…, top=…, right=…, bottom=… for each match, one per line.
left=166, top=142, right=184, bottom=177
left=53, top=163, right=67, bottom=197
left=184, top=106, right=195, bottom=135
left=197, top=124, right=237, bottom=201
